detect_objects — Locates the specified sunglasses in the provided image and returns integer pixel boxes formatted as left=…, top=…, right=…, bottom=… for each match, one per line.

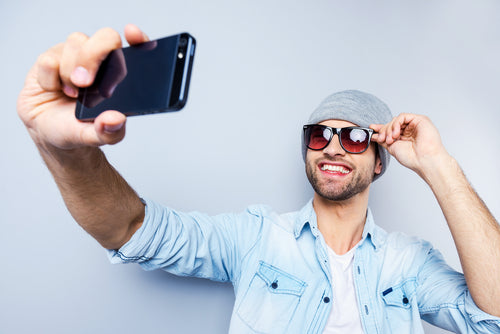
left=303, top=124, right=374, bottom=154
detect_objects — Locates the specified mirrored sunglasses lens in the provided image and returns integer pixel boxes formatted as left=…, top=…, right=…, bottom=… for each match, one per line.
left=307, top=126, right=330, bottom=149
left=340, top=128, right=369, bottom=153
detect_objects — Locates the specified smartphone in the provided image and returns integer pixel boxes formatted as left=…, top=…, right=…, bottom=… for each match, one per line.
left=75, top=32, right=196, bottom=120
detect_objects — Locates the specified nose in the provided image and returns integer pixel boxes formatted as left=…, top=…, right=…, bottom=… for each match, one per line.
left=323, top=134, right=346, bottom=156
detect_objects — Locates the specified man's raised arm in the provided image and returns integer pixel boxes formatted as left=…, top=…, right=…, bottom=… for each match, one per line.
left=372, top=114, right=500, bottom=317
left=17, top=25, right=149, bottom=249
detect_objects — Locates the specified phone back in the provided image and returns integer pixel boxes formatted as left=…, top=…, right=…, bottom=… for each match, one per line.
left=75, top=33, right=195, bottom=120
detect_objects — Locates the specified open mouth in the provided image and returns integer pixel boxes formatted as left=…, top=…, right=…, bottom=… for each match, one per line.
left=319, top=163, right=352, bottom=175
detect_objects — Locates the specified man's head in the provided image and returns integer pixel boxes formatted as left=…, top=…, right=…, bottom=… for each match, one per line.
left=302, top=90, right=393, bottom=201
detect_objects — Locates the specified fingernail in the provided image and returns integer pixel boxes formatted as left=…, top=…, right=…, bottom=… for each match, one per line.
left=63, top=85, right=78, bottom=97
left=104, top=123, right=124, bottom=133
left=71, top=66, right=91, bottom=86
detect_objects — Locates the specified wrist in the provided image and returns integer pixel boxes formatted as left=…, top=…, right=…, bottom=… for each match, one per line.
left=37, top=141, right=105, bottom=175
left=419, top=152, right=463, bottom=193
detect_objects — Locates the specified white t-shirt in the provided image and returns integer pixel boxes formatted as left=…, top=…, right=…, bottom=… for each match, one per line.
left=322, top=245, right=364, bottom=334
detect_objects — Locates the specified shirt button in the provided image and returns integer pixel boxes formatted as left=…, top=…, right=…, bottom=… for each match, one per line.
left=271, top=282, right=278, bottom=289
left=403, top=297, right=409, bottom=304
left=323, top=297, right=330, bottom=303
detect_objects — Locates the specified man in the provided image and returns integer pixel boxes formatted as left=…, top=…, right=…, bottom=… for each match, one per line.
left=17, top=25, right=500, bottom=333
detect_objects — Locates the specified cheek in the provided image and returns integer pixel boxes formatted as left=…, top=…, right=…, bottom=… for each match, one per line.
left=305, top=150, right=320, bottom=164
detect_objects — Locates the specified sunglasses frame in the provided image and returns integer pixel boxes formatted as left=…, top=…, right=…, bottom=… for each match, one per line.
left=303, top=124, right=374, bottom=154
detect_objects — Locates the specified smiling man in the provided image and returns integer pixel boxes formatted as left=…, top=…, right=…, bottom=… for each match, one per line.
left=17, top=26, right=500, bottom=333
left=297, top=91, right=500, bottom=333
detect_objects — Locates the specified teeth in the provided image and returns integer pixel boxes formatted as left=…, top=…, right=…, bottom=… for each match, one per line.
left=321, top=164, right=350, bottom=174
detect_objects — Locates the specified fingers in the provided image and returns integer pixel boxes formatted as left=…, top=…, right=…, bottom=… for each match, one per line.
left=371, top=113, right=420, bottom=146
left=36, top=25, right=145, bottom=100
left=37, top=27, right=123, bottom=99
left=36, top=43, right=64, bottom=92
left=59, top=32, right=90, bottom=96
left=124, top=24, right=150, bottom=45
left=69, top=28, right=122, bottom=89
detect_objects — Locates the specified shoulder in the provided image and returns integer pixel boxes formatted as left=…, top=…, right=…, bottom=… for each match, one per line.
left=381, top=231, right=434, bottom=265
left=245, top=204, right=306, bottom=235
left=375, top=231, right=438, bottom=279
left=366, top=212, right=433, bottom=258
left=384, top=231, right=433, bottom=252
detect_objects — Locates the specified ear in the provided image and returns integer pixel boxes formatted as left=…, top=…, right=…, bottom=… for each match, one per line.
left=374, top=154, right=383, bottom=175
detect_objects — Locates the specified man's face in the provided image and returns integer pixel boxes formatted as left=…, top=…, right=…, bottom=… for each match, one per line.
left=305, top=120, right=382, bottom=202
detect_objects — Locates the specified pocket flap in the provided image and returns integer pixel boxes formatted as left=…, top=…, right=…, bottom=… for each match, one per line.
left=381, top=279, right=416, bottom=308
left=257, top=261, right=307, bottom=296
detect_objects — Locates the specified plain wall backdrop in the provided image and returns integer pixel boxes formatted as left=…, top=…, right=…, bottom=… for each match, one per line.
left=1, top=1, right=499, bottom=333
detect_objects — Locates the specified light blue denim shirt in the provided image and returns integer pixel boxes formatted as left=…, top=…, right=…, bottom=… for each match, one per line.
left=108, top=198, right=500, bottom=333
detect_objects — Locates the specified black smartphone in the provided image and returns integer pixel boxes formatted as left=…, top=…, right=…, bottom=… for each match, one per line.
left=75, top=32, right=196, bottom=120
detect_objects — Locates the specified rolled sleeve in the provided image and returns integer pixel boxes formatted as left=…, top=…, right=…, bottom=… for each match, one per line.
left=107, top=198, right=264, bottom=282
left=107, top=198, right=162, bottom=266
left=418, top=247, right=500, bottom=332
left=464, top=290, right=500, bottom=328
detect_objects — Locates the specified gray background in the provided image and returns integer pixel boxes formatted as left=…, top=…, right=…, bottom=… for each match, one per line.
left=2, top=1, right=499, bottom=333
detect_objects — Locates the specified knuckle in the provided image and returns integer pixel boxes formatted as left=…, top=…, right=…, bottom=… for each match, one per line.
left=80, top=28, right=122, bottom=67
left=97, top=27, right=122, bottom=46
left=37, top=43, right=64, bottom=69
left=37, top=52, right=59, bottom=71
left=67, top=31, right=88, bottom=44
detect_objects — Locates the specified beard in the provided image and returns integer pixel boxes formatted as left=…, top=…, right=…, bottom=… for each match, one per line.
left=306, top=157, right=375, bottom=202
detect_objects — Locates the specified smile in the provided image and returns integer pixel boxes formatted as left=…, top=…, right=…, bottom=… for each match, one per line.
left=320, top=164, right=351, bottom=174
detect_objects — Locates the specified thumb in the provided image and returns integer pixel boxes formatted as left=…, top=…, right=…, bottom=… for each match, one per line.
left=90, top=110, right=127, bottom=145
left=369, top=124, right=383, bottom=132
left=369, top=124, right=387, bottom=148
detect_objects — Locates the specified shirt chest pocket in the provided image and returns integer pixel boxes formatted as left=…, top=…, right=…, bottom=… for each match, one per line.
left=381, top=279, right=417, bottom=324
left=237, top=261, right=307, bottom=334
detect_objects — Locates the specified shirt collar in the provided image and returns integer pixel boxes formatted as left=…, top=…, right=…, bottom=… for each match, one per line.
left=294, top=199, right=384, bottom=250
left=294, top=199, right=317, bottom=238
left=363, top=208, right=383, bottom=250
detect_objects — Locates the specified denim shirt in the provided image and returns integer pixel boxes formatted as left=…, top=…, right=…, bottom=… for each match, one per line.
left=108, top=198, right=500, bottom=333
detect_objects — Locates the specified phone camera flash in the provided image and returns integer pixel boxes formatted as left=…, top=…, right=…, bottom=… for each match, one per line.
left=178, top=52, right=184, bottom=59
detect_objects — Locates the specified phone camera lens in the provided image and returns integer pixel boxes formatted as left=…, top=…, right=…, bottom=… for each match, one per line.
left=179, top=38, right=187, bottom=47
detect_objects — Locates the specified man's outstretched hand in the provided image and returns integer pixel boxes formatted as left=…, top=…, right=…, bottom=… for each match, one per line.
left=17, top=24, right=149, bottom=151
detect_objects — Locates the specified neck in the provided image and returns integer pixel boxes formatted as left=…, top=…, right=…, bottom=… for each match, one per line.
left=313, top=187, right=370, bottom=255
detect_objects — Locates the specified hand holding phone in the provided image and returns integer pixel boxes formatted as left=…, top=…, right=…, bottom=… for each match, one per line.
left=18, top=26, right=194, bottom=152
left=76, top=32, right=196, bottom=120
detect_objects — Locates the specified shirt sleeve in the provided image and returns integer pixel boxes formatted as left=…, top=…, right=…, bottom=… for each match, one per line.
left=107, top=198, right=264, bottom=283
left=416, top=247, right=500, bottom=332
